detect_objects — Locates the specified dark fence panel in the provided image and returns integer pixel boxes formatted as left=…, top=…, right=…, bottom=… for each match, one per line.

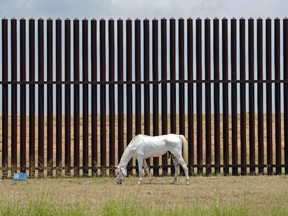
left=100, top=19, right=107, bottom=175
left=240, top=18, right=247, bottom=176
left=213, top=18, right=220, bottom=175
left=20, top=18, right=27, bottom=174
left=284, top=18, right=288, bottom=175
left=196, top=18, right=203, bottom=175
left=65, top=19, right=71, bottom=176
left=91, top=19, right=97, bottom=176
left=179, top=18, right=185, bottom=137
left=38, top=18, right=45, bottom=177
left=73, top=19, right=80, bottom=177
left=56, top=18, right=62, bottom=177
left=179, top=18, right=185, bottom=176
left=83, top=19, right=89, bottom=176
left=29, top=19, right=35, bottom=178
left=1, top=17, right=288, bottom=178
left=131, top=20, right=138, bottom=180
left=222, top=18, right=229, bottom=175
left=117, top=19, right=124, bottom=170
left=274, top=18, right=281, bottom=175
left=126, top=19, right=133, bottom=175
left=204, top=18, right=211, bottom=175
left=161, top=18, right=168, bottom=175
left=187, top=18, right=194, bottom=175
left=152, top=19, right=159, bottom=176
left=135, top=19, right=141, bottom=139
left=257, top=18, right=264, bottom=174
left=109, top=19, right=115, bottom=176
left=231, top=18, right=237, bottom=176
left=266, top=18, right=273, bottom=175
left=170, top=18, right=176, bottom=176
left=11, top=18, right=17, bottom=175
left=47, top=18, right=53, bottom=177
left=143, top=19, right=150, bottom=172
left=248, top=18, right=255, bottom=175
left=2, top=18, right=8, bottom=178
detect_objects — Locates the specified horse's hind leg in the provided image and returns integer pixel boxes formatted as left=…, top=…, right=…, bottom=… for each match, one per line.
left=143, top=159, right=152, bottom=183
left=177, top=156, right=189, bottom=185
left=171, top=155, right=179, bottom=184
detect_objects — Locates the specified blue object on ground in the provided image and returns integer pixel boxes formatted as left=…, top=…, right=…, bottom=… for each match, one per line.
left=13, top=172, right=28, bottom=181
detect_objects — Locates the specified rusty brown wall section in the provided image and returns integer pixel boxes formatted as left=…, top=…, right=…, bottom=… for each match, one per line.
left=1, top=18, right=288, bottom=178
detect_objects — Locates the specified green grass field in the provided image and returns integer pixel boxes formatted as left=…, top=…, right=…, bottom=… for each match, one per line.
left=0, top=176, right=288, bottom=216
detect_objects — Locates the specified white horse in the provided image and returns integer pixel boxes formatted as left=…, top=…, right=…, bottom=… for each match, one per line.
left=116, top=134, right=189, bottom=185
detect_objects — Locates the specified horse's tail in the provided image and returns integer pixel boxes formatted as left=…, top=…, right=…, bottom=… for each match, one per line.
left=179, top=135, right=188, bottom=163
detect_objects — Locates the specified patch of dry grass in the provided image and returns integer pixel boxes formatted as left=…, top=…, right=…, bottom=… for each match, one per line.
left=0, top=176, right=288, bottom=215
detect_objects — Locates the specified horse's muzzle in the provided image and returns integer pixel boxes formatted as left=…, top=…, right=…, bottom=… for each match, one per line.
left=116, top=179, right=124, bottom=184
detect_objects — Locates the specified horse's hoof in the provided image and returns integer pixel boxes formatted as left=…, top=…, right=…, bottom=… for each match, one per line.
left=137, top=181, right=141, bottom=185
left=186, top=181, right=189, bottom=185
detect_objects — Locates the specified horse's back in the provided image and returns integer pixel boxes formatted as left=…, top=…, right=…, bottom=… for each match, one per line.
left=162, top=134, right=182, bottom=144
left=134, top=134, right=181, bottom=145
left=130, top=134, right=183, bottom=158
left=131, top=134, right=166, bottom=158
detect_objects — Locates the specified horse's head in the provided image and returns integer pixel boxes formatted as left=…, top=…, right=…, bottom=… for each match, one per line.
left=116, top=165, right=127, bottom=184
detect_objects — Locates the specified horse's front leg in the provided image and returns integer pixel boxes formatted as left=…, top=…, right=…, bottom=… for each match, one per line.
left=137, top=156, right=143, bottom=184
left=171, top=155, right=179, bottom=184
left=143, top=159, right=152, bottom=183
